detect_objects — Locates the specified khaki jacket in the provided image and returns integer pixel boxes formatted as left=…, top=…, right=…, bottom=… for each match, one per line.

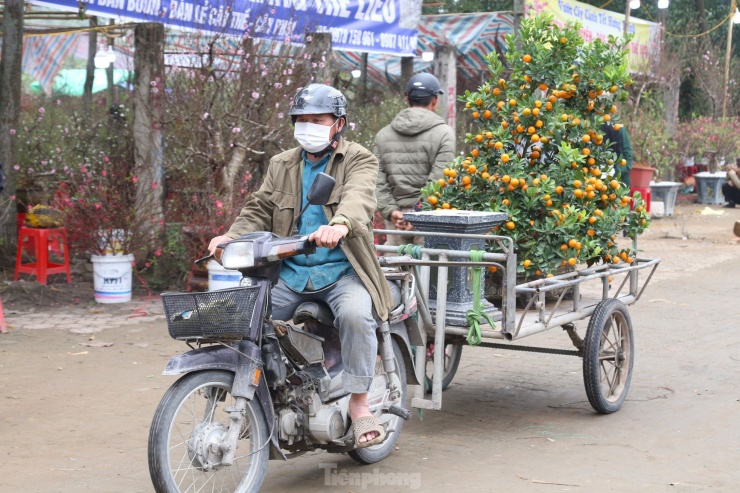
left=374, top=107, right=456, bottom=220
left=226, top=137, right=393, bottom=320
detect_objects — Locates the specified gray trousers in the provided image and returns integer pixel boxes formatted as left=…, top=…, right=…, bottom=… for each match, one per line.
left=271, top=275, right=377, bottom=393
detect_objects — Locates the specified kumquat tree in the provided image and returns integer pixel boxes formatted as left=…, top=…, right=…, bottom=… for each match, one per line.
left=421, top=13, right=651, bottom=278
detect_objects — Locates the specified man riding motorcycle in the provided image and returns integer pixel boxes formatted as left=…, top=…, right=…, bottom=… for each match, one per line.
left=208, top=83, right=393, bottom=447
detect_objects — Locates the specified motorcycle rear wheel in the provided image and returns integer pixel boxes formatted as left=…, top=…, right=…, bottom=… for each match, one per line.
left=148, top=370, right=270, bottom=493
left=348, top=338, right=406, bottom=465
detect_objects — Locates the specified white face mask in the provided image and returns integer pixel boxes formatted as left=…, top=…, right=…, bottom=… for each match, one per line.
left=294, top=120, right=338, bottom=154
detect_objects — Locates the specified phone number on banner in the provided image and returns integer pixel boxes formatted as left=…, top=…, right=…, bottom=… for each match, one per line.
left=317, top=26, right=416, bottom=52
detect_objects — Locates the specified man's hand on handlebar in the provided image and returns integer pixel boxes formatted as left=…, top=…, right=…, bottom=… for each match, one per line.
left=208, top=235, right=233, bottom=255
left=309, top=224, right=348, bottom=249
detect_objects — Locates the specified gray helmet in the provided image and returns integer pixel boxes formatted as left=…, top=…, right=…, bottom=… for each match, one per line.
left=288, top=84, right=347, bottom=123
left=405, top=73, right=444, bottom=98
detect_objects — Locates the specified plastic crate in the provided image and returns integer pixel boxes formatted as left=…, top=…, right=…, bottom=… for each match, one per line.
left=162, top=286, right=261, bottom=341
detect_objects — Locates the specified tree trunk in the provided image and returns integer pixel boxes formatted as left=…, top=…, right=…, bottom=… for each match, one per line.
left=360, top=52, right=369, bottom=102
left=106, top=20, right=117, bottom=107
left=694, top=0, right=708, bottom=33
left=133, top=23, right=165, bottom=248
left=83, top=17, right=98, bottom=115
left=401, top=56, right=414, bottom=90
left=663, top=79, right=680, bottom=136
left=0, top=0, right=24, bottom=250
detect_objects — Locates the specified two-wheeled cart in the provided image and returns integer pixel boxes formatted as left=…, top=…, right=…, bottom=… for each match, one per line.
left=374, top=228, right=660, bottom=415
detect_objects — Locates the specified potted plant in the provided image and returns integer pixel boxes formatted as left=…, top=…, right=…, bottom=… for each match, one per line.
left=54, top=155, right=149, bottom=303
left=680, top=117, right=740, bottom=204
left=628, top=108, right=681, bottom=216
left=421, top=13, right=650, bottom=289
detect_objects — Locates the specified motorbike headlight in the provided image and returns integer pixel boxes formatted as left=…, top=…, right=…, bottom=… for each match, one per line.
left=220, top=241, right=255, bottom=270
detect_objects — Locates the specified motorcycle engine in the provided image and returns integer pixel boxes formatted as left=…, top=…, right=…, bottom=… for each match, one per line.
left=308, top=404, right=346, bottom=444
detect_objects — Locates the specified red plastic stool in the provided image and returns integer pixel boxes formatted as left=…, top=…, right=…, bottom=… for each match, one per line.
left=14, top=226, right=72, bottom=286
left=630, top=186, right=651, bottom=213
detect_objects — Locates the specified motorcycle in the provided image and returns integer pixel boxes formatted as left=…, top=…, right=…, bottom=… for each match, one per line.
left=148, top=173, right=421, bottom=492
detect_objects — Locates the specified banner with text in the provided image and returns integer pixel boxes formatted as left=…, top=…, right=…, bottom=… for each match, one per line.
left=527, top=0, right=660, bottom=71
left=32, top=0, right=420, bottom=56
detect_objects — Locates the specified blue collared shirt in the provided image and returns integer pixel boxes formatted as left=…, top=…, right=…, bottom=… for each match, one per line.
left=279, top=151, right=354, bottom=291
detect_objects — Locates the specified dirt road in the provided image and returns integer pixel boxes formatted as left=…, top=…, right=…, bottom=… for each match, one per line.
left=1, top=203, right=738, bottom=492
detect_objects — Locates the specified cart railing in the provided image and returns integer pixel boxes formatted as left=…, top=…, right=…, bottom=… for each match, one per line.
left=374, top=229, right=660, bottom=411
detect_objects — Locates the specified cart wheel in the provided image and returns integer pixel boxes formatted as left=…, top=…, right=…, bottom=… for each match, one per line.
left=583, top=299, right=634, bottom=414
left=424, top=342, right=463, bottom=393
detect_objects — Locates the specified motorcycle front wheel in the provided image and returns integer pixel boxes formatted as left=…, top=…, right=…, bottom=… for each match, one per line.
left=148, top=370, right=270, bottom=493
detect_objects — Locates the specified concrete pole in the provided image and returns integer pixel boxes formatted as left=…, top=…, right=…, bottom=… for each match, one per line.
left=722, top=0, right=736, bottom=118
left=306, top=32, right=332, bottom=85
left=0, top=0, right=24, bottom=245
left=624, top=1, right=631, bottom=38
left=513, top=0, right=525, bottom=35
left=133, top=23, right=165, bottom=246
left=434, top=45, right=457, bottom=137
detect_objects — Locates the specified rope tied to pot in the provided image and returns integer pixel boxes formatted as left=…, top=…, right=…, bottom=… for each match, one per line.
left=466, top=250, right=496, bottom=346
left=396, top=244, right=422, bottom=259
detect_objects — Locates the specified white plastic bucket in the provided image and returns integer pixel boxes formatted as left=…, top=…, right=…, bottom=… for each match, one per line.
left=207, top=260, right=242, bottom=291
left=91, top=254, right=134, bottom=304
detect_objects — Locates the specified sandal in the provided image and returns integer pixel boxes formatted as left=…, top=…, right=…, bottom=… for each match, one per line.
left=352, top=415, right=386, bottom=449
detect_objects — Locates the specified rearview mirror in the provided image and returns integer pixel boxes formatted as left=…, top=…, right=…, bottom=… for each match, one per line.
left=306, top=172, right=335, bottom=206
left=292, top=172, right=336, bottom=235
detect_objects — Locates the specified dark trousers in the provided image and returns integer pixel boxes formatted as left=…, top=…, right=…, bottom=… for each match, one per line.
left=722, top=182, right=740, bottom=203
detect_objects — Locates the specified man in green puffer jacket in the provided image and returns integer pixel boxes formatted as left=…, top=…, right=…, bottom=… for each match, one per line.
left=374, top=73, right=456, bottom=246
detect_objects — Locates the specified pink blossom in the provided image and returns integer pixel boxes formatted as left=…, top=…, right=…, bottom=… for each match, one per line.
left=277, top=112, right=284, bottom=119
left=38, top=107, right=45, bottom=114
left=252, top=92, right=260, bottom=99
left=151, top=182, right=158, bottom=189
left=95, top=203, right=102, bottom=209
left=232, top=127, right=241, bottom=133
left=13, top=165, right=19, bottom=170
left=154, top=249, right=162, bottom=256
left=9, top=195, right=15, bottom=201
left=104, top=156, right=109, bottom=162
left=145, top=262, right=151, bottom=268
left=132, top=176, right=138, bottom=183
left=9, top=129, right=15, bottom=135
left=102, top=170, right=107, bottom=177
left=215, top=200, right=223, bottom=209
left=56, top=99, right=61, bottom=105
left=56, top=148, right=61, bottom=153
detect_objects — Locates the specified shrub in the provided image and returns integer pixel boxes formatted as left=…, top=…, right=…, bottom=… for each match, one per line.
left=421, top=13, right=650, bottom=277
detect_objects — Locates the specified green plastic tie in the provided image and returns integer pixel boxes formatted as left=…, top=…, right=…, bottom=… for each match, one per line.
left=466, top=250, right=497, bottom=346
left=397, top=244, right=422, bottom=259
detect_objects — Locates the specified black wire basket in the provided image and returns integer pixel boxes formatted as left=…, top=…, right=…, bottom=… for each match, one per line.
left=161, top=287, right=261, bottom=341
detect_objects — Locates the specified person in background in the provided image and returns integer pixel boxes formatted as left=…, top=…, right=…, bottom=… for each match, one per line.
left=601, top=123, right=634, bottom=189
left=721, top=159, right=740, bottom=208
left=374, top=73, right=455, bottom=246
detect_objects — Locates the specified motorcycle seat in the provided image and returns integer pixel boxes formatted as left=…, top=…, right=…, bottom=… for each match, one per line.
left=291, top=280, right=402, bottom=326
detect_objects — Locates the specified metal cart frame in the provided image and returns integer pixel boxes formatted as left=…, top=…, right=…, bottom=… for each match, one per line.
left=374, top=229, right=660, bottom=415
